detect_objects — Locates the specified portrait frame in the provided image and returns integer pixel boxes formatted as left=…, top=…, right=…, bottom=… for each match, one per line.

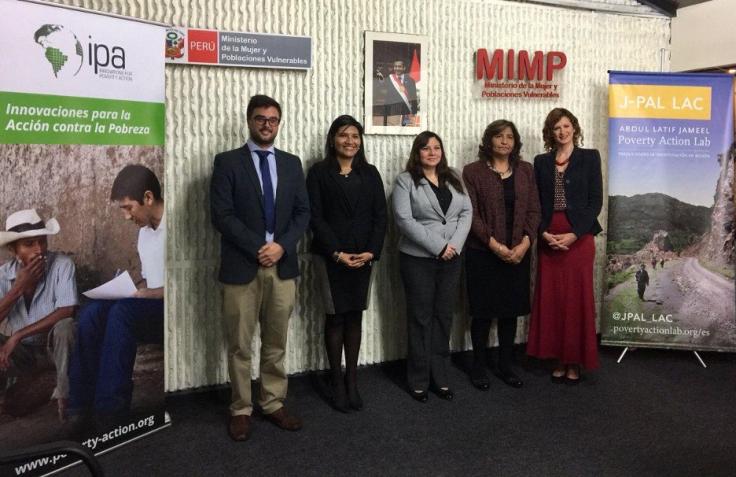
left=364, top=31, right=427, bottom=135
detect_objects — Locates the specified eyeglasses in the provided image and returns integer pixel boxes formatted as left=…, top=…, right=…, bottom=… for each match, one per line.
left=252, top=115, right=281, bottom=126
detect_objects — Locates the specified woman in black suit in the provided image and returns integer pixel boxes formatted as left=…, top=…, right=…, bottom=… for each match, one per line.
left=307, top=115, right=387, bottom=411
left=527, top=108, right=603, bottom=383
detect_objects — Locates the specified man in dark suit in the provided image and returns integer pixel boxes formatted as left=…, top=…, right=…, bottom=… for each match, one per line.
left=210, top=95, right=310, bottom=442
left=373, top=60, right=418, bottom=126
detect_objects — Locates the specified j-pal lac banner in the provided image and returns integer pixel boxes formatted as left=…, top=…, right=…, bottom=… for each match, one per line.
left=602, top=71, right=735, bottom=352
left=0, top=0, right=168, bottom=475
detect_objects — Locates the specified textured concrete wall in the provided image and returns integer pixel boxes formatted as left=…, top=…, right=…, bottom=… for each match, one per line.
left=42, top=0, right=670, bottom=391
left=0, top=145, right=163, bottom=293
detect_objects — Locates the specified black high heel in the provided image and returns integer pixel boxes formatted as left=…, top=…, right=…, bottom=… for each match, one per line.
left=330, top=378, right=350, bottom=413
left=495, top=369, right=523, bottom=388
left=551, top=366, right=566, bottom=384
left=346, top=377, right=364, bottom=411
left=470, top=364, right=490, bottom=391
left=565, top=365, right=582, bottom=385
left=433, top=387, right=454, bottom=401
left=410, top=389, right=428, bottom=403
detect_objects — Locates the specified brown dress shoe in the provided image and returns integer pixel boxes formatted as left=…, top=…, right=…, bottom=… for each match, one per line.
left=228, top=415, right=252, bottom=441
left=264, top=407, right=302, bottom=431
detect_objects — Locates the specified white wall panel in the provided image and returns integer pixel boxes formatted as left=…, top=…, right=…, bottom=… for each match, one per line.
left=48, top=0, right=670, bottom=391
left=672, top=0, right=736, bottom=71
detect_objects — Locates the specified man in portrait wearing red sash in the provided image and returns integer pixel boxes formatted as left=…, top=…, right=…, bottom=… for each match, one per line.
left=373, top=60, right=418, bottom=127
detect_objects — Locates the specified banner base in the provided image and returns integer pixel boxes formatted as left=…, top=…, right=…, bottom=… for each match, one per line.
left=614, top=346, right=708, bottom=368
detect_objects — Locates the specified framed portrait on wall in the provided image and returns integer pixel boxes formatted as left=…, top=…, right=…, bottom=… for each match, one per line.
left=364, top=31, right=427, bottom=135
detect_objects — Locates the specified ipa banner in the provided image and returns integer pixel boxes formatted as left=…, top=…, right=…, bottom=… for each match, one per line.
left=0, top=0, right=167, bottom=475
left=603, top=71, right=735, bottom=352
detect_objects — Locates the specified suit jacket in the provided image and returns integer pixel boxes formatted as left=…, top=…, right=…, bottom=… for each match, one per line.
left=391, top=170, right=473, bottom=258
left=210, top=144, right=310, bottom=284
left=534, top=147, right=603, bottom=238
left=636, top=269, right=649, bottom=286
left=462, top=160, right=541, bottom=251
left=306, top=161, right=387, bottom=259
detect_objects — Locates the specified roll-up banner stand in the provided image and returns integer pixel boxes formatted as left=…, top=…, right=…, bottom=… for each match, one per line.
left=603, top=71, right=735, bottom=353
left=0, top=0, right=168, bottom=474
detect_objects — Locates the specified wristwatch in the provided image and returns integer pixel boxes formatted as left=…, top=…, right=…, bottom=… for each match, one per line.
left=333, top=251, right=341, bottom=263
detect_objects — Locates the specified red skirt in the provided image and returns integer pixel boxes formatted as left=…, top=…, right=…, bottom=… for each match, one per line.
left=527, top=212, right=599, bottom=369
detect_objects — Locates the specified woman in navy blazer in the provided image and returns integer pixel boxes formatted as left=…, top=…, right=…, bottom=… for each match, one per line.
left=307, top=115, right=387, bottom=412
left=392, top=131, right=472, bottom=402
left=527, top=108, right=603, bottom=383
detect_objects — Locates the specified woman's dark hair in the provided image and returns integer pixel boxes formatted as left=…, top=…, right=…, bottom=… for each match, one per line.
left=405, top=131, right=464, bottom=193
left=542, top=107, right=583, bottom=151
left=478, top=119, right=523, bottom=168
left=110, top=164, right=162, bottom=204
left=324, top=115, right=367, bottom=170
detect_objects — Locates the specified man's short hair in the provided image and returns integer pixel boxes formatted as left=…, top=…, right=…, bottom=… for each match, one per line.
left=110, top=164, right=162, bottom=204
left=246, top=95, right=282, bottom=120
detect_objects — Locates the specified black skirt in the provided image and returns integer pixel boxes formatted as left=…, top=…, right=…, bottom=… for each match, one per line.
left=314, top=255, right=373, bottom=315
left=465, top=247, right=531, bottom=319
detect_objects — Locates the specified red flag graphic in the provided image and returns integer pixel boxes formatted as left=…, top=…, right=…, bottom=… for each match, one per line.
left=409, top=48, right=420, bottom=83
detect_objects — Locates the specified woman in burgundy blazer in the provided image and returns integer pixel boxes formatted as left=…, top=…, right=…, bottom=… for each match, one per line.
left=462, top=120, right=540, bottom=390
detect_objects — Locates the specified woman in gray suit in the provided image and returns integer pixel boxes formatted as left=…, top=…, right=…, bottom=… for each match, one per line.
left=392, top=131, right=472, bottom=402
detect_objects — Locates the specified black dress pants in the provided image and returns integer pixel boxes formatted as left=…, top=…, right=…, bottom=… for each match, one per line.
left=399, top=252, right=461, bottom=391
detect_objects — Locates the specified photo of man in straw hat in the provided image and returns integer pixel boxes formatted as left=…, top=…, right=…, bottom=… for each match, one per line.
left=0, top=209, right=78, bottom=421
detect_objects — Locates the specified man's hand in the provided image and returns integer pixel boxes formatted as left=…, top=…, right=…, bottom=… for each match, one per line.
left=134, top=287, right=164, bottom=299
left=14, top=255, right=45, bottom=294
left=258, top=242, right=285, bottom=267
left=0, top=335, right=20, bottom=370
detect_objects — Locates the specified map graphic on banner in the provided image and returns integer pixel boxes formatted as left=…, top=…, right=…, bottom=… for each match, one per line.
left=603, top=71, right=735, bottom=352
left=0, top=0, right=167, bottom=475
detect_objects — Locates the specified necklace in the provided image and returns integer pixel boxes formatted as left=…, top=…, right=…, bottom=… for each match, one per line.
left=487, top=161, right=512, bottom=179
left=555, top=150, right=571, bottom=166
